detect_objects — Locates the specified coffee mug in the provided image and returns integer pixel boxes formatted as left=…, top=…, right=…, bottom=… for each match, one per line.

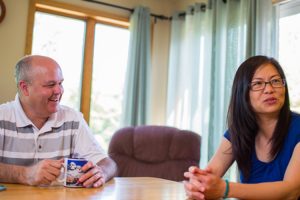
left=57, top=158, right=88, bottom=187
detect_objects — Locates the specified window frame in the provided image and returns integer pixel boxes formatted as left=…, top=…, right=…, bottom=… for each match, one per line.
left=276, top=0, right=300, bottom=113
left=25, top=0, right=129, bottom=123
left=278, top=0, right=300, bottom=18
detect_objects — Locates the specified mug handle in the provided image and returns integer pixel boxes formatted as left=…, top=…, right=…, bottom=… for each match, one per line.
left=56, top=163, right=66, bottom=183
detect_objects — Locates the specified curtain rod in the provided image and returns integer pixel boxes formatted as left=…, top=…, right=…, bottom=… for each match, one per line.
left=82, top=0, right=171, bottom=20
left=177, top=3, right=207, bottom=18
left=176, top=0, right=227, bottom=18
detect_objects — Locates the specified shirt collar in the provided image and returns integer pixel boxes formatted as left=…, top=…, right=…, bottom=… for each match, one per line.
left=14, top=94, right=63, bottom=130
left=14, top=94, right=33, bottom=128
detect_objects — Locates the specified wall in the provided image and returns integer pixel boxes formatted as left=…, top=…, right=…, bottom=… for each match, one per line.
left=0, top=0, right=202, bottom=124
left=0, top=0, right=29, bottom=103
left=172, top=0, right=208, bottom=11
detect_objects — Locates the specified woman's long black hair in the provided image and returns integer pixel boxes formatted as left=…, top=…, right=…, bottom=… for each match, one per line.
left=227, top=55, right=291, bottom=181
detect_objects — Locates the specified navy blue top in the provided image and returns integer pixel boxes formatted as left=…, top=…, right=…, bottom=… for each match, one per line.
left=224, top=112, right=300, bottom=183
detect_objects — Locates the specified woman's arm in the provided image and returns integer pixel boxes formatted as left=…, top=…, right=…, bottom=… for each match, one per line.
left=184, top=137, right=234, bottom=200
left=228, top=142, right=300, bottom=200
left=206, top=137, right=234, bottom=177
left=187, top=142, right=300, bottom=200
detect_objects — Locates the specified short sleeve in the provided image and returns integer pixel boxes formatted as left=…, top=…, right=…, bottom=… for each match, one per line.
left=286, top=112, right=300, bottom=145
left=73, top=116, right=107, bottom=165
left=224, top=130, right=230, bottom=141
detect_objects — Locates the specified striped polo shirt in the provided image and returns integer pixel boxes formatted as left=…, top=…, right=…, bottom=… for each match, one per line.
left=0, top=95, right=107, bottom=166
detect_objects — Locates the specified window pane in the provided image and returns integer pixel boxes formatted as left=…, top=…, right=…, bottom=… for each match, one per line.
left=31, top=12, right=85, bottom=111
left=279, top=12, right=300, bottom=113
left=90, top=24, right=129, bottom=150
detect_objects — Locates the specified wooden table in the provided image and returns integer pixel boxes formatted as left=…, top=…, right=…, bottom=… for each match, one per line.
left=0, top=177, right=187, bottom=200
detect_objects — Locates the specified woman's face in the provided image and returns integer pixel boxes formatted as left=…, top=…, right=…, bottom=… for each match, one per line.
left=249, top=63, right=286, bottom=117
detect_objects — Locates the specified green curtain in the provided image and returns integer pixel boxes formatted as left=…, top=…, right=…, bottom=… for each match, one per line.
left=166, top=3, right=213, bottom=166
left=121, top=6, right=151, bottom=126
left=166, top=0, right=276, bottom=178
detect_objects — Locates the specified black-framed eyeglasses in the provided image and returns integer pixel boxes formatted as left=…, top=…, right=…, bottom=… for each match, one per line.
left=249, top=78, right=286, bottom=91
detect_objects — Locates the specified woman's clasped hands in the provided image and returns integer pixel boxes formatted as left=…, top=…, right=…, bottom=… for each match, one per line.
left=184, top=166, right=227, bottom=200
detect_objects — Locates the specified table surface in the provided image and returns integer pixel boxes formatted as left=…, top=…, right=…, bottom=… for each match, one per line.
left=0, top=177, right=187, bottom=200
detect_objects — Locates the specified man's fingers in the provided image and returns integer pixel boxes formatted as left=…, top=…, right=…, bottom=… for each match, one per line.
left=78, top=165, right=105, bottom=188
left=43, top=172, right=58, bottom=183
left=35, top=159, right=64, bottom=185
left=48, top=159, right=64, bottom=169
left=92, top=176, right=105, bottom=188
left=81, top=161, right=94, bottom=172
left=82, top=171, right=103, bottom=187
left=42, top=160, right=63, bottom=178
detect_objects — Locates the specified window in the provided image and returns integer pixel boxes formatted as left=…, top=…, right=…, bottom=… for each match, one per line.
left=90, top=24, right=129, bottom=149
left=27, top=0, right=130, bottom=151
left=31, top=11, right=85, bottom=110
left=278, top=0, right=300, bottom=113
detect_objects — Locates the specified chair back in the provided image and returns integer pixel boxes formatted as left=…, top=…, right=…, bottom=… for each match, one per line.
left=108, top=125, right=201, bottom=181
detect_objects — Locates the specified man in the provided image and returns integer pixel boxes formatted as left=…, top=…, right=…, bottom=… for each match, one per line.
left=0, top=55, right=117, bottom=187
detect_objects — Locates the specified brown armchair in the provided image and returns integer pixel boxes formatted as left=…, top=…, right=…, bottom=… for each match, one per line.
left=108, top=125, right=201, bottom=181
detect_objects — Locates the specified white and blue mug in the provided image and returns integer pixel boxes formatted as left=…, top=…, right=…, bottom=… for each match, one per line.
left=57, top=158, right=88, bottom=187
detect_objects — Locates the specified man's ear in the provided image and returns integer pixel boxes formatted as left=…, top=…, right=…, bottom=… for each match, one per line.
left=19, top=80, right=30, bottom=96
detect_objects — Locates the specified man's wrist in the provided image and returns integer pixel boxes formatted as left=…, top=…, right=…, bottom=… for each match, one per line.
left=19, top=165, right=30, bottom=185
left=0, top=163, right=29, bottom=185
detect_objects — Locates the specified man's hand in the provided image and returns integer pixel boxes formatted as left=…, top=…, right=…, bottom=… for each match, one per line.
left=25, top=159, right=64, bottom=186
left=78, top=161, right=106, bottom=188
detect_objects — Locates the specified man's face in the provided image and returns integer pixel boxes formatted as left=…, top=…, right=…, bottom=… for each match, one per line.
left=24, top=58, right=64, bottom=118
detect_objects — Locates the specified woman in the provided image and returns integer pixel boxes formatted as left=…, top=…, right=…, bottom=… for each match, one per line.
left=184, top=55, right=300, bottom=199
